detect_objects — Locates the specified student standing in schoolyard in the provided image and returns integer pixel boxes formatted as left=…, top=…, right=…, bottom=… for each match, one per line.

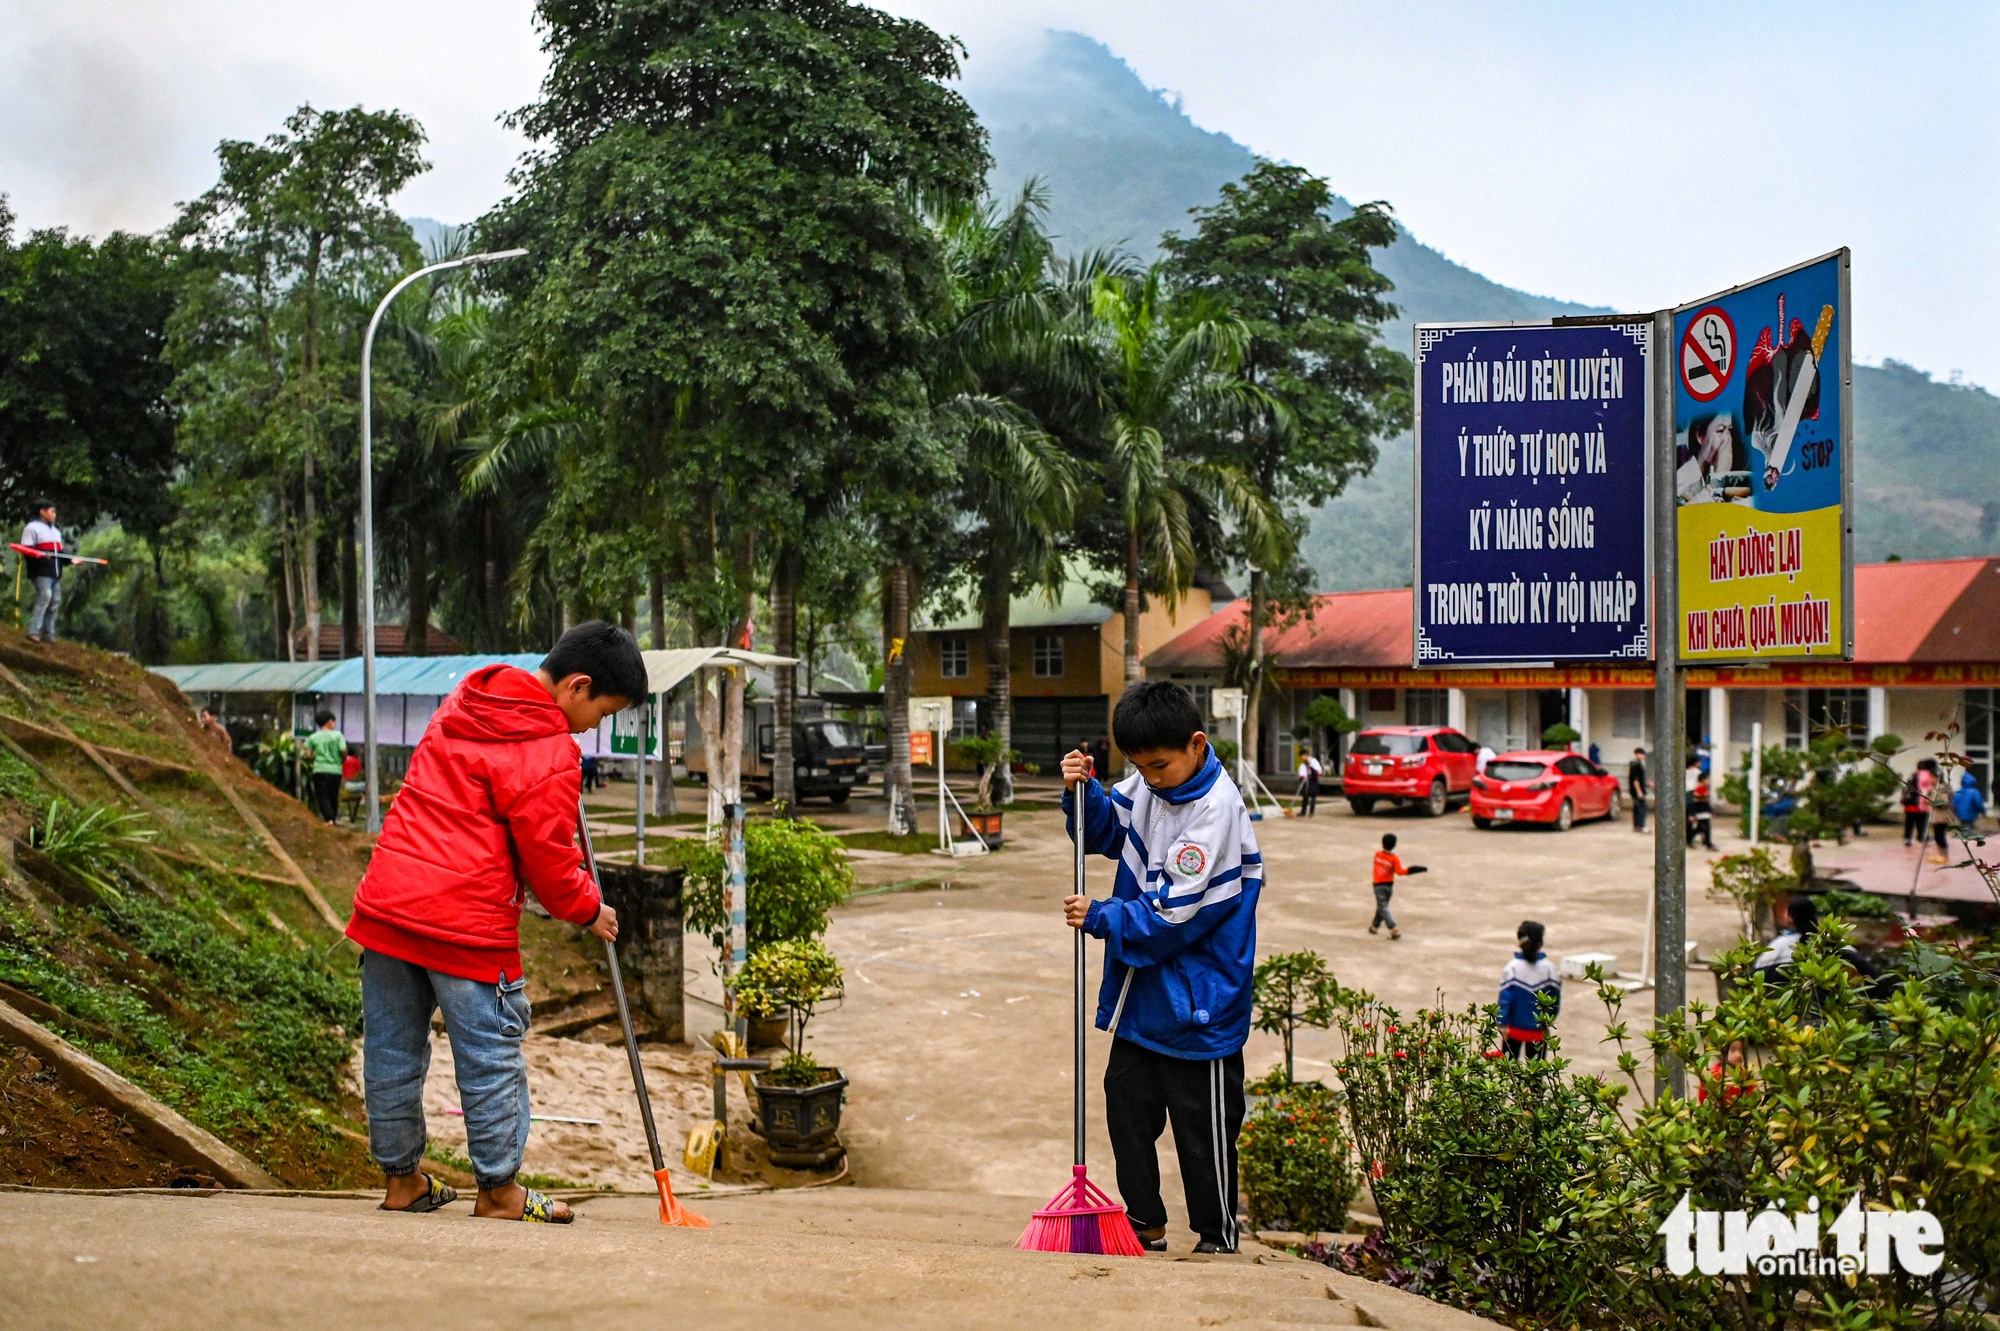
left=348, top=621, right=645, bottom=1223
left=1294, top=747, right=1322, bottom=817
left=1629, top=746, right=1650, bottom=833
left=1498, top=921, right=1561, bottom=1058
left=20, top=501, right=65, bottom=642
left=1062, top=680, right=1260, bottom=1255
left=1369, top=832, right=1423, bottom=940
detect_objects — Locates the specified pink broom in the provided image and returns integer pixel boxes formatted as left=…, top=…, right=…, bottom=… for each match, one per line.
left=1018, top=765, right=1146, bottom=1256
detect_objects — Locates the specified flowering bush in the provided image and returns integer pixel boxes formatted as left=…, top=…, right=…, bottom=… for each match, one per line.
left=1331, top=998, right=1609, bottom=1323
left=1238, top=1079, right=1356, bottom=1234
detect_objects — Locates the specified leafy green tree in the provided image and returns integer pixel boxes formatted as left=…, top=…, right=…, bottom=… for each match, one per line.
left=0, top=202, right=180, bottom=628
left=929, top=186, right=1086, bottom=805
left=485, top=0, right=986, bottom=826
left=1163, top=162, right=1410, bottom=771
left=169, top=105, right=427, bottom=660
left=1252, top=949, right=1340, bottom=1083
left=1087, top=265, right=1279, bottom=687
left=1721, top=731, right=1902, bottom=881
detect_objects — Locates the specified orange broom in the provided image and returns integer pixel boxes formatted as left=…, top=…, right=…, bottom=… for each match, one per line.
left=577, top=793, right=708, bottom=1228
left=1017, top=762, right=1146, bottom=1256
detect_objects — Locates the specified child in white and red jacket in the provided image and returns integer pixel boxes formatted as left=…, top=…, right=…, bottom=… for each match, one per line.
left=347, top=621, right=644, bottom=1225
left=1498, top=920, right=1561, bottom=1059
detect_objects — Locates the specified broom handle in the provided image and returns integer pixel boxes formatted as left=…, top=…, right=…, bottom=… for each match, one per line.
left=1073, top=765, right=1088, bottom=1170
left=577, top=793, right=668, bottom=1175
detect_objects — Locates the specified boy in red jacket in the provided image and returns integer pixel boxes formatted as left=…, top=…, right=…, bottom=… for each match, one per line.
left=347, top=621, right=647, bottom=1223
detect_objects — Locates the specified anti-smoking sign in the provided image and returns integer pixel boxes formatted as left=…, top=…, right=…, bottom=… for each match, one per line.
left=1673, top=250, right=1852, bottom=661
left=1413, top=322, right=1653, bottom=665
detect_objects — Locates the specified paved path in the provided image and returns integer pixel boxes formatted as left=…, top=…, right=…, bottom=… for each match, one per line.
left=803, top=798, right=1740, bottom=1199
left=0, top=1187, right=1497, bottom=1329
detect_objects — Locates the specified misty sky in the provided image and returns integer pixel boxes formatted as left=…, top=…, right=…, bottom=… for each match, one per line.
left=2, top=1, right=1995, bottom=386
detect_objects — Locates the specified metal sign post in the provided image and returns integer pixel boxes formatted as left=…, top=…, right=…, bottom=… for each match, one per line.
left=1649, top=307, right=1687, bottom=1100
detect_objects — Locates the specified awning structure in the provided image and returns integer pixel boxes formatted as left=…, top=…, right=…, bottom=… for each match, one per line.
left=154, top=647, right=797, bottom=701
left=639, top=647, right=797, bottom=696
left=305, top=653, right=545, bottom=696
left=151, top=661, right=341, bottom=694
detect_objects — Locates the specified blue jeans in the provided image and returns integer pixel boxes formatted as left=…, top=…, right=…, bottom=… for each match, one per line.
left=27, top=576, right=59, bottom=638
left=1371, top=881, right=1397, bottom=930
left=360, top=950, right=531, bottom=1190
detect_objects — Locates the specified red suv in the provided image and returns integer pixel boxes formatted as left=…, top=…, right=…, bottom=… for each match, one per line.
left=1342, top=726, right=1479, bottom=817
left=1469, top=750, right=1622, bottom=831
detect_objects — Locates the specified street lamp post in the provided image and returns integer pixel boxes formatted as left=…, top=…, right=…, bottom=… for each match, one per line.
left=359, top=249, right=526, bottom=833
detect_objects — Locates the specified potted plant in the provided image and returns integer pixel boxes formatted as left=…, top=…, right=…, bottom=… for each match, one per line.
left=683, top=818, right=853, bottom=1046
left=951, top=734, right=1017, bottom=846
left=734, top=939, right=848, bottom=1168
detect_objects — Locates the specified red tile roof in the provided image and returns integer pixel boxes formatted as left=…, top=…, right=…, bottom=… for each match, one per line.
left=1147, top=558, right=2000, bottom=671
left=290, top=623, right=465, bottom=658
left=1854, top=557, right=2000, bottom=662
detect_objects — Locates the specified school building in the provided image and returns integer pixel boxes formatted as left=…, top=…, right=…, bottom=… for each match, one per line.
left=1144, top=556, right=2000, bottom=793
left=905, top=573, right=1233, bottom=769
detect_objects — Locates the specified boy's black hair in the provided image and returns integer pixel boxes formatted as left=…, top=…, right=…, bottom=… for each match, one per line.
left=1517, top=920, right=1546, bottom=957
left=1785, top=893, right=1820, bottom=936
left=1110, top=680, right=1204, bottom=755
left=1381, top=833, right=1397, bottom=851
left=542, top=620, right=648, bottom=704
left=315, top=711, right=336, bottom=727
left=32, top=499, right=55, bottom=515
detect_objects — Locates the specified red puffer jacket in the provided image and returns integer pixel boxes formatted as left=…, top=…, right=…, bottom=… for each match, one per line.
left=346, top=664, right=601, bottom=982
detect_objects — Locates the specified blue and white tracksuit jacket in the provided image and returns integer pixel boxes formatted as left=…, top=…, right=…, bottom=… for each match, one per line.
left=1064, top=746, right=1261, bottom=1060
left=1497, top=950, right=1561, bottom=1040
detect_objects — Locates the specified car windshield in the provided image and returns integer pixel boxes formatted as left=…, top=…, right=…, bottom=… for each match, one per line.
left=808, top=721, right=863, bottom=751
left=1351, top=733, right=1424, bottom=757
left=1485, top=761, right=1549, bottom=782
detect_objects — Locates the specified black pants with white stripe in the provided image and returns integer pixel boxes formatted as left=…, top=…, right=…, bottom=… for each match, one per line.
left=1104, top=1037, right=1245, bottom=1250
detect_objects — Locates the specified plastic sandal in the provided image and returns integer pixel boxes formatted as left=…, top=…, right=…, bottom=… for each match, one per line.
left=381, top=1173, right=458, bottom=1214
left=518, top=1188, right=574, bottom=1224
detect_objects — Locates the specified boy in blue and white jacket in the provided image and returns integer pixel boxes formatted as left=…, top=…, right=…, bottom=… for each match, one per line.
left=1498, top=920, right=1561, bottom=1059
left=1062, top=681, right=1260, bottom=1255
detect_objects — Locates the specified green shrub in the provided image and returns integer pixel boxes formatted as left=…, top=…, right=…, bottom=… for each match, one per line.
left=1332, top=998, right=1611, bottom=1324
left=731, top=939, right=843, bottom=1085
left=32, top=799, right=155, bottom=894
left=1811, top=887, right=1895, bottom=921
left=1541, top=722, right=1581, bottom=746
left=1571, top=937, right=2000, bottom=1328
left=1252, top=949, right=1339, bottom=1084
left=682, top=817, right=854, bottom=965
left=1239, top=1080, right=1357, bottom=1234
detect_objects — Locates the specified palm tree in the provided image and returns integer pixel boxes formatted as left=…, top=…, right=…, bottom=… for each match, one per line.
left=928, top=186, right=1087, bottom=805
left=1087, top=266, right=1291, bottom=688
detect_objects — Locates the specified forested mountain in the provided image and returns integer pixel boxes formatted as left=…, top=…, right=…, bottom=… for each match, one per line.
left=963, top=31, right=2000, bottom=590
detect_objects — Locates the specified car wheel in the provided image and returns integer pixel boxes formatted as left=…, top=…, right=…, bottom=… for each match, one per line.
left=1606, top=790, right=1621, bottom=821
left=1424, top=779, right=1448, bottom=818
left=1348, top=797, right=1375, bottom=816
left=829, top=788, right=851, bottom=805
left=1555, top=799, right=1574, bottom=831
left=1472, top=814, right=1492, bottom=830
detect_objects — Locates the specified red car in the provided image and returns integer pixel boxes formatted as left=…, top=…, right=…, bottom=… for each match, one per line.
left=1342, top=726, right=1480, bottom=817
left=1469, top=750, right=1622, bottom=831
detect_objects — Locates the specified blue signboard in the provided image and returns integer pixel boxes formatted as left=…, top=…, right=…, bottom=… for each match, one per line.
left=1413, top=321, right=1652, bottom=665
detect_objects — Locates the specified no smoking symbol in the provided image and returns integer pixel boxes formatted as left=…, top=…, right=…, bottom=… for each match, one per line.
left=1681, top=305, right=1735, bottom=402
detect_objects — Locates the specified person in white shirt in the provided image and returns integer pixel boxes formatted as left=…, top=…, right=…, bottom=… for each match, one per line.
left=1294, top=748, right=1323, bottom=817
left=1475, top=744, right=1496, bottom=777
left=20, top=502, right=64, bottom=642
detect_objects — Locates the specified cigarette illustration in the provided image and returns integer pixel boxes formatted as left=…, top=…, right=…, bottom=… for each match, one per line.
left=1764, top=303, right=1835, bottom=481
